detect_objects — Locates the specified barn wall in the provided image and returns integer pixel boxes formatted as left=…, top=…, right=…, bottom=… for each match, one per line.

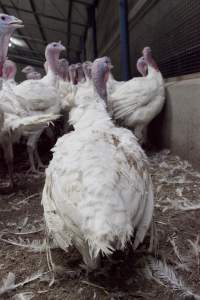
left=85, top=0, right=157, bottom=80
left=149, top=73, right=200, bottom=170
left=85, top=0, right=200, bottom=170
left=86, top=0, right=200, bottom=79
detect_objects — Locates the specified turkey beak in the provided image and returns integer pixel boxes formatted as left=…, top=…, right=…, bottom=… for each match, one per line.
left=60, top=45, right=66, bottom=52
left=9, top=16, right=24, bottom=28
left=108, top=63, right=114, bottom=70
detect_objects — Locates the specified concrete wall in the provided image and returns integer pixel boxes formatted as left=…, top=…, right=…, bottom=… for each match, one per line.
left=150, top=74, right=200, bottom=169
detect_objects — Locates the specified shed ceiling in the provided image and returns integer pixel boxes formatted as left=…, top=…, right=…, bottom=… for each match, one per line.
left=0, top=0, right=97, bottom=66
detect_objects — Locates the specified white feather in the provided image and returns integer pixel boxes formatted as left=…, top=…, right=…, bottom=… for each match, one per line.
left=42, top=81, right=154, bottom=267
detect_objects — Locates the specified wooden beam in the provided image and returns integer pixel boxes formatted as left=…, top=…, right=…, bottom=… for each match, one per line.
left=68, top=0, right=93, bottom=6
left=0, top=1, right=33, bottom=50
left=23, top=21, right=81, bottom=37
left=29, top=0, right=47, bottom=43
left=2, top=4, right=88, bottom=27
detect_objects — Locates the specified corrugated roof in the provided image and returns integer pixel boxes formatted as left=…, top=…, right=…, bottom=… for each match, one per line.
left=0, top=0, right=97, bottom=66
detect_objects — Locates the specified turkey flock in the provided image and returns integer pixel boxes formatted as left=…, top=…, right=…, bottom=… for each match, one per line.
left=0, top=13, right=165, bottom=271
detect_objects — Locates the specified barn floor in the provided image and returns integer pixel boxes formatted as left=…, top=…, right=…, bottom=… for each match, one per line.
left=0, top=149, right=200, bottom=300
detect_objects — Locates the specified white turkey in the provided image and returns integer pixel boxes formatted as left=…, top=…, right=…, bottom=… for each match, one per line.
left=107, top=61, right=125, bottom=95
left=14, top=42, right=65, bottom=114
left=28, top=71, right=42, bottom=80
left=0, top=59, right=60, bottom=189
left=3, top=60, right=17, bottom=86
left=75, top=62, right=86, bottom=83
left=0, top=14, right=60, bottom=190
left=22, top=65, right=39, bottom=80
left=0, top=14, right=23, bottom=92
left=10, top=42, right=65, bottom=173
left=58, top=58, right=71, bottom=100
left=82, top=61, right=92, bottom=82
left=42, top=57, right=154, bottom=271
left=22, top=65, right=34, bottom=75
left=108, top=47, right=165, bottom=145
left=0, top=14, right=23, bottom=190
left=68, top=64, right=77, bottom=92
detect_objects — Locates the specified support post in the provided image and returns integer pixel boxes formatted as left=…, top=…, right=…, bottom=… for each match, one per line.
left=118, top=0, right=130, bottom=80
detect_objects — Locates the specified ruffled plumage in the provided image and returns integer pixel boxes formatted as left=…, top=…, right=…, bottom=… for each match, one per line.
left=42, top=82, right=154, bottom=268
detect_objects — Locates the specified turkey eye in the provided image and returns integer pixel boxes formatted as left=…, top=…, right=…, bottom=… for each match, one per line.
left=53, top=44, right=57, bottom=47
left=1, top=16, right=5, bottom=21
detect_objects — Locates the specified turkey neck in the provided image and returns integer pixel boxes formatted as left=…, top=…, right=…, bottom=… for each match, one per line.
left=72, top=100, right=112, bottom=131
left=93, top=71, right=108, bottom=105
left=147, top=64, right=163, bottom=83
left=0, top=33, right=12, bottom=77
left=45, top=51, right=60, bottom=85
left=77, top=68, right=85, bottom=83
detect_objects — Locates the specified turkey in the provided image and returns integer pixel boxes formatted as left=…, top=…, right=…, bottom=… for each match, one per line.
left=0, top=60, right=23, bottom=116
left=14, top=42, right=65, bottom=114
left=0, top=59, right=60, bottom=189
left=0, top=13, right=23, bottom=190
left=22, top=65, right=34, bottom=75
left=11, top=42, right=65, bottom=173
left=22, top=65, right=42, bottom=80
left=42, top=57, right=154, bottom=271
left=27, top=71, right=42, bottom=80
left=58, top=58, right=71, bottom=100
left=108, top=47, right=165, bottom=145
left=3, top=60, right=17, bottom=86
left=0, top=14, right=23, bottom=91
left=63, top=62, right=93, bottom=117
left=76, top=62, right=86, bottom=83
left=107, top=61, right=125, bottom=95
left=82, top=61, right=92, bottom=82
left=68, top=64, right=77, bottom=91
left=57, top=58, right=72, bottom=134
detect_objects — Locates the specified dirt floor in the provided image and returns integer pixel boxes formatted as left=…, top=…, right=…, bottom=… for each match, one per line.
left=0, top=148, right=200, bottom=300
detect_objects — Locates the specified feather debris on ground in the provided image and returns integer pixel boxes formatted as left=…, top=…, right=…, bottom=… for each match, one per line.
left=144, top=257, right=200, bottom=299
left=0, top=271, right=48, bottom=296
left=0, top=150, right=200, bottom=299
left=12, top=292, right=35, bottom=300
left=0, top=236, right=48, bottom=252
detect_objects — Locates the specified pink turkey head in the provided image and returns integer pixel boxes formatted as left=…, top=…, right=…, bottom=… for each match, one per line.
left=82, top=61, right=92, bottom=80
left=27, top=71, right=41, bottom=80
left=0, top=14, right=23, bottom=76
left=142, top=47, right=159, bottom=71
left=45, top=42, right=66, bottom=59
left=0, top=14, right=23, bottom=34
left=3, top=59, right=17, bottom=80
left=92, top=57, right=110, bottom=103
left=136, top=56, right=147, bottom=77
left=75, top=63, right=86, bottom=83
left=102, top=56, right=114, bottom=70
left=58, top=58, right=69, bottom=81
left=45, top=42, right=66, bottom=74
left=68, top=64, right=77, bottom=85
left=22, top=65, right=35, bottom=74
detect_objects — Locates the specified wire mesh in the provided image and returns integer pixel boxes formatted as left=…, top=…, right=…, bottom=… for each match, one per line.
left=130, top=0, right=200, bottom=78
